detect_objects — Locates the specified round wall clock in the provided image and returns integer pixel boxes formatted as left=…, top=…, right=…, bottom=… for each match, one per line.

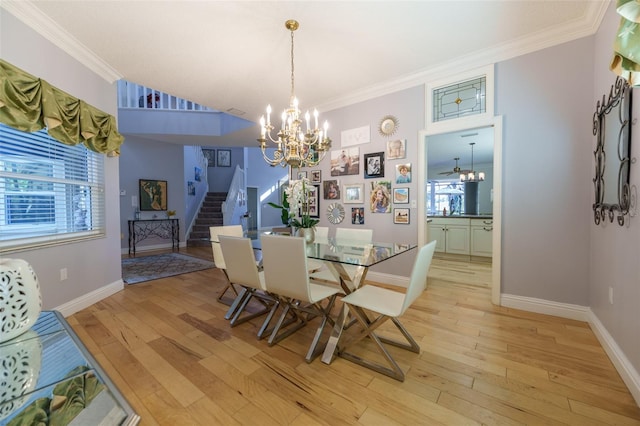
left=327, top=203, right=345, bottom=224
left=378, top=115, right=399, bottom=137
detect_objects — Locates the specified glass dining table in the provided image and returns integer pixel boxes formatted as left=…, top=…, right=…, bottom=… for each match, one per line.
left=247, top=233, right=417, bottom=363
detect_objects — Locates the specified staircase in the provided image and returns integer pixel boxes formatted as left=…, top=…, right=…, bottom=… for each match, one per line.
left=187, top=192, right=227, bottom=247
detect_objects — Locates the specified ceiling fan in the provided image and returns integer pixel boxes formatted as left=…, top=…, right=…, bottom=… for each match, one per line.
left=439, top=157, right=471, bottom=176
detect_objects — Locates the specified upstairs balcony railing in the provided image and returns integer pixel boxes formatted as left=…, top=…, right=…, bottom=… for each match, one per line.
left=117, top=80, right=215, bottom=112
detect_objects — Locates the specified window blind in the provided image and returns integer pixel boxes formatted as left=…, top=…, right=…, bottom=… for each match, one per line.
left=0, top=123, right=105, bottom=252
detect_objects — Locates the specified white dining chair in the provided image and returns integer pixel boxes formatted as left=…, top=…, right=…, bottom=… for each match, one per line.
left=310, top=227, right=373, bottom=286
left=314, top=226, right=329, bottom=244
left=209, top=225, right=244, bottom=305
left=260, top=234, right=342, bottom=362
left=218, top=235, right=280, bottom=338
left=334, top=241, right=436, bottom=381
left=335, top=227, right=373, bottom=244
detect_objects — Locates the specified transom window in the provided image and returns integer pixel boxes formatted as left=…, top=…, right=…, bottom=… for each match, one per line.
left=0, top=123, right=105, bottom=252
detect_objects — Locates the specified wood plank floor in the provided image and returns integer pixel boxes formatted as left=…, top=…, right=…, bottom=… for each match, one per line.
left=67, top=247, right=640, bottom=425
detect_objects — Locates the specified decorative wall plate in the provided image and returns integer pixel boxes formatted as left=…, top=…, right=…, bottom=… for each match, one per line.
left=378, top=115, right=399, bottom=137
left=327, top=203, right=345, bottom=224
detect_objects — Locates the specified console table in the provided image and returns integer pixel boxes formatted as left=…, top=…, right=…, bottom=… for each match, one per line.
left=128, top=218, right=179, bottom=255
left=0, top=311, right=139, bottom=425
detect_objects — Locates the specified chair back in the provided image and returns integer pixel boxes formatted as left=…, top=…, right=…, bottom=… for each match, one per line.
left=209, top=225, right=243, bottom=269
left=314, top=226, right=329, bottom=244
left=219, top=235, right=265, bottom=291
left=401, top=241, right=436, bottom=314
left=335, top=228, right=373, bottom=244
left=260, top=234, right=312, bottom=302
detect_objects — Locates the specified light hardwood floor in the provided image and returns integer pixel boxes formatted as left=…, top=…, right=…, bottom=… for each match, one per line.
left=67, top=247, right=640, bottom=425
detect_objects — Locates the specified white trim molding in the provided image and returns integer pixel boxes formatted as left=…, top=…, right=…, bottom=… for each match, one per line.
left=502, top=293, right=640, bottom=406
left=588, top=311, right=640, bottom=406
left=1, top=1, right=121, bottom=83
left=55, top=279, right=124, bottom=318
left=501, top=293, right=590, bottom=321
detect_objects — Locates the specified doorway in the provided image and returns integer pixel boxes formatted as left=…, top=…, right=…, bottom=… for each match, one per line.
left=246, top=187, right=259, bottom=232
left=417, top=117, right=502, bottom=305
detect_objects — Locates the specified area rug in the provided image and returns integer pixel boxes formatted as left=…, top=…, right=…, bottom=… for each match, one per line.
left=122, top=252, right=215, bottom=284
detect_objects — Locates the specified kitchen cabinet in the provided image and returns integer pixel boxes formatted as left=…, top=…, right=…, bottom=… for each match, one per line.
left=428, top=218, right=470, bottom=255
left=471, top=218, right=493, bottom=257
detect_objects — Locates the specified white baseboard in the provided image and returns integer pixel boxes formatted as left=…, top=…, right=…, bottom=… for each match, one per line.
left=366, top=271, right=409, bottom=288
left=120, top=241, right=187, bottom=255
left=587, top=310, right=640, bottom=406
left=501, top=293, right=590, bottom=321
left=502, top=293, right=640, bottom=406
left=54, top=279, right=124, bottom=317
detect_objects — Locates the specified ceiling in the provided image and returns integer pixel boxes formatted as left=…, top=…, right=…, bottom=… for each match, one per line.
left=3, top=1, right=608, bottom=149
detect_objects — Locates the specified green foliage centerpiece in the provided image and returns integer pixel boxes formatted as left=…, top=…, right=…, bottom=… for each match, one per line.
left=268, top=177, right=318, bottom=242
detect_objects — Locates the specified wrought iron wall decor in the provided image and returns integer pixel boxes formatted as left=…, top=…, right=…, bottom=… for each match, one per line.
left=593, top=76, right=634, bottom=226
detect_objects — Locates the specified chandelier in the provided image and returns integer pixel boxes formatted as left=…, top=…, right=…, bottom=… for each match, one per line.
left=258, top=20, right=331, bottom=168
left=460, top=142, right=485, bottom=182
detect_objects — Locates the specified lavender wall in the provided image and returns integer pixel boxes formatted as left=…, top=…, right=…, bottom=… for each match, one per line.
left=118, top=136, right=185, bottom=249
left=590, top=3, right=640, bottom=383
left=304, top=86, right=425, bottom=276
left=496, top=36, right=594, bottom=305
left=1, top=11, right=122, bottom=311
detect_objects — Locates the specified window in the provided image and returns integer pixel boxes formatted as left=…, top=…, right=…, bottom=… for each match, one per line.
left=426, top=64, right=494, bottom=132
left=426, top=180, right=465, bottom=216
left=0, top=123, right=105, bottom=252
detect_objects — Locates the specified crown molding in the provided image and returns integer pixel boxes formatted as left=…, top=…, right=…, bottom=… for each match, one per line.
left=318, top=1, right=610, bottom=113
left=1, top=1, right=122, bottom=83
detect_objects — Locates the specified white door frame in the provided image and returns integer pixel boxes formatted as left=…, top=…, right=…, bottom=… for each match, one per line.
left=417, top=115, right=502, bottom=305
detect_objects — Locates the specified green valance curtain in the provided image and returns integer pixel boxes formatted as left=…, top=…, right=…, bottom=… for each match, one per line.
left=611, top=0, right=640, bottom=86
left=0, top=59, right=124, bottom=156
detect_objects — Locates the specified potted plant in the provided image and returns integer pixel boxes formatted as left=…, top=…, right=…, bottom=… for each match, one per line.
left=268, top=178, right=319, bottom=242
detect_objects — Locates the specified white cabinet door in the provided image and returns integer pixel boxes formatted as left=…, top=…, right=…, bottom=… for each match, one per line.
left=446, top=225, right=470, bottom=255
left=471, top=219, right=493, bottom=257
left=428, top=224, right=446, bottom=253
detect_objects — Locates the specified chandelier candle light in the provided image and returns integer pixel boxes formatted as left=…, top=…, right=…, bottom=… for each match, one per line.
left=258, top=20, right=331, bottom=168
left=460, top=142, right=485, bottom=182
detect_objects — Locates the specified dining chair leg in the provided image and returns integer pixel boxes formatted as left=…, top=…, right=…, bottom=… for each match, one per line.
left=377, top=317, right=420, bottom=353
left=257, top=299, right=299, bottom=340
left=217, top=270, right=240, bottom=306
left=224, top=287, right=248, bottom=320
left=267, top=301, right=308, bottom=347
left=229, top=290, right=275, bottom=327
left=336, top=306, right=417, bottom=382
left=305, top=295, right=338, bottom=363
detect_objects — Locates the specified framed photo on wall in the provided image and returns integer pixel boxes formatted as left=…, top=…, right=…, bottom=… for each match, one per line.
left=139, top=179, right=167, bottom=211
left=387, top=139, right=406, bottom=160
left=343, top=183, right=364, bottom=204
left=202, top=149, right=215, bottom=167
left=310, top=170, right=321, bottom=183
left=309, top=185, right=320, bottom=218
left=393, top=188, right=409, bottom=204
left=394, top=208, right=410, bottom=224
left=351, top=207, right=365, bottom=225
left=323, top=180, right=340, bottom=200
left=364, top=152, right=384, bottom=178
left=217, top=149, right=231, bottom=167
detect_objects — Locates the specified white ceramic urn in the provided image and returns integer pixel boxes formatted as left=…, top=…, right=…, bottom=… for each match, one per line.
left=0, top=258, right=42, bottom=343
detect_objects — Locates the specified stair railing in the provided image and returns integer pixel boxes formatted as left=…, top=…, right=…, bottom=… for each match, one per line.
left=117, top=80, right=215, bottom=112
left=184, top=146, right=209, bottom=241
left=222, top=165, right=245, bottom=226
